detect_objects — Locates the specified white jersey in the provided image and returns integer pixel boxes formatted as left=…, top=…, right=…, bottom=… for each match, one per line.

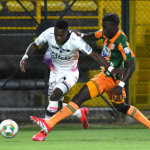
left=35, top=27, right=92, bottom=73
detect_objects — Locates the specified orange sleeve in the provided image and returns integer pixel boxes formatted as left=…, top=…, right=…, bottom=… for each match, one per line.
left=95, top=29, right=103, bottom=39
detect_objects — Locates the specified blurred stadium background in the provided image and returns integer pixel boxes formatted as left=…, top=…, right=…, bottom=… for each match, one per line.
left=0, top=0, right=150, bottom=124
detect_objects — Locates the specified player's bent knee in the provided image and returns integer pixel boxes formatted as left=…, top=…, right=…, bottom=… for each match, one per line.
left=50, top=93, right=60, bottom=101
left=50, top=88, right=63, bottom=101
left=112, top=102, right=130, bottom=114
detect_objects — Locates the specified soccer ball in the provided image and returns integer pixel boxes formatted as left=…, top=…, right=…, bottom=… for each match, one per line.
left=0, top=119, right=18, bottom=138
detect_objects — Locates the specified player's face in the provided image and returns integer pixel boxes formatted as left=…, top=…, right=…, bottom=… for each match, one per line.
left=102, top=21, right=116, bottom=39
left=54, top=27, right=69, bottom=45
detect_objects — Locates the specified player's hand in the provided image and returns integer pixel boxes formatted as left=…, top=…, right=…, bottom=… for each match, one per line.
left=111, top=68, right=126, bottom=80
left=112, top=86, right=123, bottom=101
left=20, top=59, right=27, bottom=73
left=71, top=29, right=81, bottom=36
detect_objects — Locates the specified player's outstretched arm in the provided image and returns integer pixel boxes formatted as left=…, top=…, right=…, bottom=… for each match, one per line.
left=20, top=42, right=38, bottom=73
left=72, top=30, right=97, bottom=41
left=112, top=59, right=136, bottom=100
left=89, top=50, right=126, bottom=79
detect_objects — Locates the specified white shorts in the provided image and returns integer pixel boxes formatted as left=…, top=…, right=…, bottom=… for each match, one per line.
left=48, top=68, right=79, bottom=100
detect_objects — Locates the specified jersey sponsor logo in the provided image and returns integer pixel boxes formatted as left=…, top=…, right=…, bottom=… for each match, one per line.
left=124, top=47, right=130, bottom=54
left=51, top=51, right=71, bottom=61
left=102, top=45, right=111, bottom=57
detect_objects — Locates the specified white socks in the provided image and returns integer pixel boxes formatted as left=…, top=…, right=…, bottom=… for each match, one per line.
left=48, top=101, right=58, bottom=112
left=45, top=101, right=58, bottom=119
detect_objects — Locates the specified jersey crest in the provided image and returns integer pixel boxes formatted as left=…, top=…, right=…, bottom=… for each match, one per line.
left=110, top=43, right=115, bottom=50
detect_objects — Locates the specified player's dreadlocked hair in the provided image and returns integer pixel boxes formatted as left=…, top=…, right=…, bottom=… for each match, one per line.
left=55, top=20, right=68, bottom=30
left=102, top=13, right=120, bottom=26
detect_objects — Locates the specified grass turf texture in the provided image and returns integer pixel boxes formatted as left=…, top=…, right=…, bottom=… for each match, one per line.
left=0, top=124, right=150, bottom=150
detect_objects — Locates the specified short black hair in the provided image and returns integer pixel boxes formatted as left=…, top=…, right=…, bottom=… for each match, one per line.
left=55, top=20, right=68, bottom=30
left=102, top=13, right=120, bottom=26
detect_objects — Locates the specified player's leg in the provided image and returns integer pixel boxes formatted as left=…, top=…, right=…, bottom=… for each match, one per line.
left=48, top=96, right=89, bottom=129
left=108, top=88, right=150, bottom=129
left=55, top=71, right=89, bottom=129
left=32, top=85, right=63, bottom=141
left=45, top=83, right=91, bottom=128
left=32, top=70, right=88, bottom=134
left=30, top=78, right=102, bottom=132
left=112, top=102, right=150, bottom=129
left=32, top=51, right=64, bottom=140
left=30, top=73, right=113, bottom=132
left=46, top=88, right=63, bottom=118
left=30, top=83, right=92, bottom=133
left=44, top=78, right=96, bottom=128
left=62, top=102, right=89, bottom=129
left=46, top=69, right=79, bottom=116
left=32, top=75, right=66, bottom=141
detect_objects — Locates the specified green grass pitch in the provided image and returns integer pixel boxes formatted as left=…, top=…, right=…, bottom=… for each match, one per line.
left=0, top=123, right=150, bottom=150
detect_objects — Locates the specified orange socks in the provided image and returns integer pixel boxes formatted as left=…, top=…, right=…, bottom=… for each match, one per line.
left=127, top=106, right=150, bottom=129
left=45, top=101, right=79, bottom=128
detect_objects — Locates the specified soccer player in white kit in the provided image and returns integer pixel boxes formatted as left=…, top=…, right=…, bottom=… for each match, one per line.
left=20, top=20, right=125, bottom=141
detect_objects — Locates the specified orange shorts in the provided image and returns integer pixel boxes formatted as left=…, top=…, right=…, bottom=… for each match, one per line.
left=86, top=72, right=126, bottom=104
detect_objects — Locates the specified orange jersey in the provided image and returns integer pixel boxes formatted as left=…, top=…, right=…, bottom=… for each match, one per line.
left=95, top=28, right=135, bottom=80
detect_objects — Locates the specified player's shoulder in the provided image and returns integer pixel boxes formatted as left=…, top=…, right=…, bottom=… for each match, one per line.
left=45, top=27, right=54, bottom=32
left=43, top=27, right=54, bottom=37
left=70, top=31, right=81, bottom=41
left=71, top=32, right=86, bottom=43
left=68, top=32, right=83, bottom=45
left=67, top=32, right=86, bottom=49
left=95, top=28, right=103, bottom=34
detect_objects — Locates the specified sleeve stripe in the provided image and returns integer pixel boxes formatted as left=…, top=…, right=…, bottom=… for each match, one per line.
left=118, top=43, right=127, bottom=60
